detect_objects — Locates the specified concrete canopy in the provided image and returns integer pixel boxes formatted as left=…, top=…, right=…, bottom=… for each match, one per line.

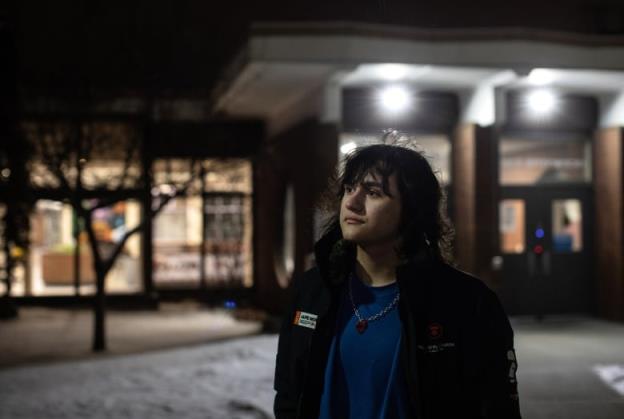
left=213, top=22, right=624, bottom=133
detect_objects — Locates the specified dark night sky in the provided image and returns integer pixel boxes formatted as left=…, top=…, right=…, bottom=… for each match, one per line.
left=4, top=0, right=624, bottom=96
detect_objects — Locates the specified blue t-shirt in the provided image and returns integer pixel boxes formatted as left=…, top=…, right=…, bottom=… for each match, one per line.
left=318, top=274, right=410, bottom=419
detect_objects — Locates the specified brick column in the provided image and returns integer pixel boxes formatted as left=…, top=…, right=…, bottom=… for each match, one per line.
left=594, top=127, right=624, bottom=321
left=254, top=119, right=338, bottom=314
left=452, top=123, right=498, bottom=283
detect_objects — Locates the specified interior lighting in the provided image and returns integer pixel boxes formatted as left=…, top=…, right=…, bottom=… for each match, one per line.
left=377, top=64, right=408, bottom=81
left=340, top=141, right=357, bottom=155
left=528, top=69, right=556, bottom=85
left=379, top=86, right=411, bottom=113
left=158, top=184, right=176, bottom=195
left=1, top=168, right=10, bottom=178
left=527, top=89, right=556, bottom=115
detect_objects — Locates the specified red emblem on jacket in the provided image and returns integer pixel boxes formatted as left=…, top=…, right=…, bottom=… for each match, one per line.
left=428, top=323, right=443, bottom=339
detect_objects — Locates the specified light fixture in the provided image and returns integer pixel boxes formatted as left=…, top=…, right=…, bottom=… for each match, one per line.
left=340, top=141, right=357, bottom=155
left=528, top=69, right=556, bottom=86
left=527, top=89, right=556, bottom=115
left=379, top=86, right=411, bottom=114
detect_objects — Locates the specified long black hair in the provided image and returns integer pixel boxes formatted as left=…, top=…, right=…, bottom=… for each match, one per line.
left=319, top=142, right=454, bottom=264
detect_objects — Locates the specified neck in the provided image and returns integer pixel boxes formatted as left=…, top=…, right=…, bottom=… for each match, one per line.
left=355, top=243, right=400, bottom=287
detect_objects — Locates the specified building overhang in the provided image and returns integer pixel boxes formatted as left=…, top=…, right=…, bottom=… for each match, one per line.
left=212, top=22, right=624, bottom=134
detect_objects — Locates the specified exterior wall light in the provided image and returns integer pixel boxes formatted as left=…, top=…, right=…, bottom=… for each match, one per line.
left=379, top=86, right=411, bottom=114
left=527, top=89, right=557, bottom=115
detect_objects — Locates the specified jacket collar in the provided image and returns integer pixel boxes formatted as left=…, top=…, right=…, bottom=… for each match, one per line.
left=313, top=223, right=438, bottom=289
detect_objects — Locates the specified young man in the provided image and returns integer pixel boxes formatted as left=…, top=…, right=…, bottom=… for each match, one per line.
left=274, top=144, right=521, bottom=419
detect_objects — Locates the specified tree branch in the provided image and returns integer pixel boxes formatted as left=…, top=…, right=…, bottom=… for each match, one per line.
left=101, top=223, right=142, bottom=276
left=116, top=132, right=139, bottom=190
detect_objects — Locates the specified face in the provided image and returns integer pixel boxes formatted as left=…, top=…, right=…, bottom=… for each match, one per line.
left=339, top=171, right=402, bottom=250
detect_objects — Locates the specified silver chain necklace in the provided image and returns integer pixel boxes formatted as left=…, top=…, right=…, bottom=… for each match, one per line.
left=348, top=273, right=400, bottom=334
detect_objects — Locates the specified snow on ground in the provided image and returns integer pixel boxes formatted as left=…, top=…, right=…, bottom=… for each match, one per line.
left=0, top=334, right=279, bottom=419
left=593, top=364, right=624, bottom=396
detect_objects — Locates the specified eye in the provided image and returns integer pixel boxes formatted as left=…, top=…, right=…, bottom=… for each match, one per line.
left=367, top=188, right=382, bottom=197
left=344, top=185, right=354, bottom=193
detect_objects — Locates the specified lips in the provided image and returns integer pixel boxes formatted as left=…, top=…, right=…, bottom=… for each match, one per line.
left=344, top=217, right=365, bottom=224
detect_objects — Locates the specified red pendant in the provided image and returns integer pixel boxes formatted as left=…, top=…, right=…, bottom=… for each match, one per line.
left=356, top=319, right=368, bottom=334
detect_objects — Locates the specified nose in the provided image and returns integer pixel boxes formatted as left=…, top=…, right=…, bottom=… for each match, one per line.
left=344, top=187, right=365, bottom=213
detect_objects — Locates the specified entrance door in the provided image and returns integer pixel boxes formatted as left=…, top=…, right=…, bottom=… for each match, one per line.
left=498, top=186, right=593, bottom=315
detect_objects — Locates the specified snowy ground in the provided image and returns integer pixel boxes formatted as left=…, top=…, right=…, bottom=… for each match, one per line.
left=2, top=317, right=624, bottom=419
left=0, top=335, right=278, bottom=419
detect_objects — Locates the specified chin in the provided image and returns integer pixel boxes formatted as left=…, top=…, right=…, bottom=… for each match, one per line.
left=341, top=231, right=369, bottom=244
left=340, top=225, right=363, bottom=241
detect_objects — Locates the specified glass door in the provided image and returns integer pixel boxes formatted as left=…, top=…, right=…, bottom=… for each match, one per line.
left=498, top=186, right=592, bottom=315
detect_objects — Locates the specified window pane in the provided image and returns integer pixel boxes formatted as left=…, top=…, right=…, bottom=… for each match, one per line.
left=23, top=121, right=141, bottom=190
left=28, top=199, right=143, bottom=296
left=499, top=138, right=591, bottom=185
left=29, top=200, right=91, bottom=296
left=95, top=200, right=143, bottom=294
left=153, top=197, right=202, bottom=287
left=153, top=158, right=253, bottom=289
left=552, top=200, right=583, bottom=253
left=204, top=194, right=251, bottom=287
left=500, top=200, right=525, bottom=254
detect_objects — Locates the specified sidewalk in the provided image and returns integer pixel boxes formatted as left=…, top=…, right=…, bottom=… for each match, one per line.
left=0, top=303, right=264, bottom=369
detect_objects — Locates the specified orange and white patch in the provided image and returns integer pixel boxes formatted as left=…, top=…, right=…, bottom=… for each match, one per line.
left=293, top=311, right=318, bottom=330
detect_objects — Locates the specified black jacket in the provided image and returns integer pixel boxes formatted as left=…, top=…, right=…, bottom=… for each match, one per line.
left=274, top=228, right=521, bottom=419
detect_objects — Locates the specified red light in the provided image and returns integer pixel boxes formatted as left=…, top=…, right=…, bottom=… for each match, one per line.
left=533, top=244, right=544, bottom=255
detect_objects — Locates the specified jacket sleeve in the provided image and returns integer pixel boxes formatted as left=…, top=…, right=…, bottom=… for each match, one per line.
left=478, top=288, right=522, bottom=419
left=273, top=274, right=301, bottom=419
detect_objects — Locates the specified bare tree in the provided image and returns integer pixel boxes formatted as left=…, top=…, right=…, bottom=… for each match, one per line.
left=24, top=118, right=200, bottom=351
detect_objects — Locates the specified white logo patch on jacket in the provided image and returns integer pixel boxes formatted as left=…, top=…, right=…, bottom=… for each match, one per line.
left=293, top=311, right=318, bottom=329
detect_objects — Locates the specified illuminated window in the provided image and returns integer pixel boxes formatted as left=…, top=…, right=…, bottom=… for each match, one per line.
left=153, top=159, right=253, bottom=288
left=552, top=200, right=583, bottom=253
left=28, top=199, right=142, bottom=296
left=500, top=138, right=591, bottom=185
left=22, top=121, right=141, bottom=190
left=500, top=200, right=525, bottom=254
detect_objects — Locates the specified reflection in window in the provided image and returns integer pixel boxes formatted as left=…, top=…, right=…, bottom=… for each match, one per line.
left=552, top=200, right=583, bottom=253
left=499, top=138, right=591, bottom=185
left=500, top=200, right=525, bottom=254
